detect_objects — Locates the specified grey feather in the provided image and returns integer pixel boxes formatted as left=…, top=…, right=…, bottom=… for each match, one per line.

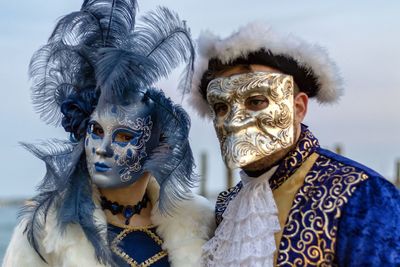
left=130, top=7, right=195, bottom=94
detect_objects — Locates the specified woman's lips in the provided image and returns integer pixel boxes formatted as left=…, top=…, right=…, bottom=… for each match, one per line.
left=94, top=162, right=111, bottom=172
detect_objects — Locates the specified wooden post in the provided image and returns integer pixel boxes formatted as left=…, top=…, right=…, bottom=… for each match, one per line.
left=226, top=166, right=234, bottom=189
left=199, top=152, right=207, bottom=197
left=334, top=144, right=343, bottom=155
left=395, top=159, right=400, bottom=188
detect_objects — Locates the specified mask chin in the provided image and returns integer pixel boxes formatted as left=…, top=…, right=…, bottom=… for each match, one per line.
left=92, top=169, right=146, bottom=189
left=221, top=128, right=294, bottom=169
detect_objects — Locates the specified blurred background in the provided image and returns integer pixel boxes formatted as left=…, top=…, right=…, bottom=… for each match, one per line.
left=1, top=0, right=399, bottom=261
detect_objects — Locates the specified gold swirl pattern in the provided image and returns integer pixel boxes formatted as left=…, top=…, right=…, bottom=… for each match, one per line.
left=215, top=125, right=370, bottom=266
left=269, top=125, right=319, bottom=190
left=215, top=124, right=317, bottom=225
left=273, top=103, right=291, bottom=129
left=276, top=154, right=369, bottom=266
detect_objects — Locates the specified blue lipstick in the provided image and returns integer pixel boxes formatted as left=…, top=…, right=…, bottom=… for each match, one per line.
left=94, top=162, right=111, bottom=172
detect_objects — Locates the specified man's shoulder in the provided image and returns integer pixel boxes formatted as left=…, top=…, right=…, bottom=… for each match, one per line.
left=316, top=147, right=384, bottom=180
left=333, top=151, right=400, bottom=265
left=315, top=147, right=398, bottom=198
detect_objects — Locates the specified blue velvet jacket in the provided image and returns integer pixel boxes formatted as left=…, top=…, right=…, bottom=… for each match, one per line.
left=215, top=125, right=400, bottom=266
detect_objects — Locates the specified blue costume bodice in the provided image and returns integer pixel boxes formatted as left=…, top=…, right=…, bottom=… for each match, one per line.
left=215, top=125, right=400, bottom=266
left=107, top=224, right=169, bottom=267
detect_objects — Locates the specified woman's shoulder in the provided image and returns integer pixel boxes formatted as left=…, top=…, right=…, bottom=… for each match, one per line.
left=2, top=218, right=46, bottom=267
left=151, top=193, right=216, bottom=267
left=152, top=193, right=215, bottom=239
left=175, top=193, right=215, bottom=220
left=2, top=202, right=108, bottom=267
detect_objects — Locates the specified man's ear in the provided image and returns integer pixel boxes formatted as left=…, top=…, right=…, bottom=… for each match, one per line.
left=294, top=92, right=308, bottom=123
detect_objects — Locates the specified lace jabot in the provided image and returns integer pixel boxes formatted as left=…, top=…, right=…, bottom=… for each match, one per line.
left=202, top=167, right=280, bottom=267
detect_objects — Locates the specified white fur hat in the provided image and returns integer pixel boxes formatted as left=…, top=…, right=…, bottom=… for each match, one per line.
left=189, top=22, right=343, bottom=118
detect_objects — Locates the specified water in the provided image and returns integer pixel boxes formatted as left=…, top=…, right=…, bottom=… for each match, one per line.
left=0, top=206, right=19, bottom=263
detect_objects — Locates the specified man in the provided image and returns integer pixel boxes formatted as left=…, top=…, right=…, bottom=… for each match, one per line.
left=190, top=22, right=400, bottom=266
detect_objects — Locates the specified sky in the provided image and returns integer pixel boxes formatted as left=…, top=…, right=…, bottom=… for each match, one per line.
left=0, top=0, right=399, bottom=198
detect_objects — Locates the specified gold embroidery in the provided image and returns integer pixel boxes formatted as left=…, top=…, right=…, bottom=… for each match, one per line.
left=273, top=152, right=319, bottom=265
left=111, top=227, right=168, bottom=267
left=109, top=222, right=155, bottom=230
left=270, top=128, right=319, bottom=190
left=276, top=153, right=370, bottom=266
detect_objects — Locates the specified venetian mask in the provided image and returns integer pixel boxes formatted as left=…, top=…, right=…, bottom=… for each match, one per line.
left=85, top=94, right=160, bottom=188
left=206, top=71, right=295, bottom=168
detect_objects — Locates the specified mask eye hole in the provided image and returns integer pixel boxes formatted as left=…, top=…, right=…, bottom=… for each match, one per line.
left=245, top=95, right=269, bottom=111
left=213, top=102, right=229, bottom=117
left=114, top=131, right=134, bottom=143
left=113, top=129, right=141, bottom=144
left=89, top=122, right=104, bottom=138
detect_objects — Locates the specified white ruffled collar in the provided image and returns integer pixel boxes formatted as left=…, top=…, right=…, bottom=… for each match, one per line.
left=202, top=167, right=280, bottom=267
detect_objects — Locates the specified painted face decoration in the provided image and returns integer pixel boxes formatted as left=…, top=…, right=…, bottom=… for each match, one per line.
left=85, top=99, right=160, bottom=188
left=207, top=72, right=295, bottom=168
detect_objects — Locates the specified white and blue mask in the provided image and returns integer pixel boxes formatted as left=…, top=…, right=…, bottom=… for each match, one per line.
left=85, top=97, right=161, bottom=188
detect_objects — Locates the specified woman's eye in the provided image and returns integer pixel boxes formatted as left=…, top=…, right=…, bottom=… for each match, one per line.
left=213, top=103, right=229, bottom=117
left=245, top=95, right=269, bottom=111
left=90, top=123, right=104, bottom=138
left=114, top=132, right=134, bottom=143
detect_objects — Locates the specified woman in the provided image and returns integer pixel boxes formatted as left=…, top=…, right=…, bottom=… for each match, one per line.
left=2, top=1, right=214, bottom=266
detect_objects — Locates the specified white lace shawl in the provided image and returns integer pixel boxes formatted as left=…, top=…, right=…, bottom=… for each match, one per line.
left=202, top=167, right=280, bottom=267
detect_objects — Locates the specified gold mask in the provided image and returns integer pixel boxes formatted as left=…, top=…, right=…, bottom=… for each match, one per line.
left=207, top=72, right=295, bottom=168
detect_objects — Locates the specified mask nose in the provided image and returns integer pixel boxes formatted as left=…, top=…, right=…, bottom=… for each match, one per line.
left=223, top=104, right=254, bottom=133
left=95, top=138, right=114, bottom=158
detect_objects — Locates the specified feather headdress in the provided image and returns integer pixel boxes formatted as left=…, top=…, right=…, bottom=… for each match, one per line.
left=21, top=0, right=196, bottom=264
